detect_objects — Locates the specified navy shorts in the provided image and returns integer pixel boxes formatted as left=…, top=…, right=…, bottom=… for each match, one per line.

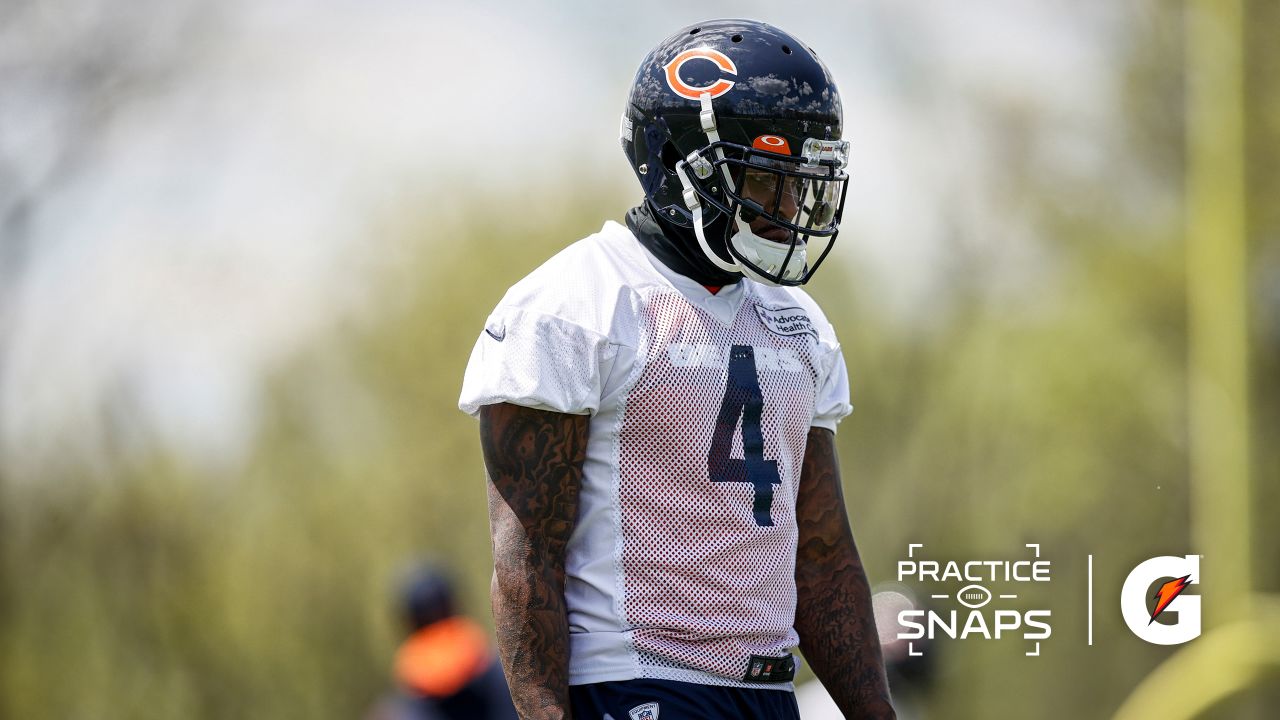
left=569, top=679, right=800, bottom=720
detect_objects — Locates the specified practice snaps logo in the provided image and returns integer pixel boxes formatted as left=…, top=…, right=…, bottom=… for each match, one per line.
left=1120, top=555, right=1201, bottom=645
left=894, top=543, right=1052, bottom=657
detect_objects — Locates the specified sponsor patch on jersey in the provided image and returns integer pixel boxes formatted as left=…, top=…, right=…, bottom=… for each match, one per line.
left=754, top=305, right=817, bottom=340
left=628, top=701, right=659, bottom=720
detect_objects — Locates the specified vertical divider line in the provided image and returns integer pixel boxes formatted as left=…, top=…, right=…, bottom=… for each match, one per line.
left=1087, top=554, right=1094, bottom=646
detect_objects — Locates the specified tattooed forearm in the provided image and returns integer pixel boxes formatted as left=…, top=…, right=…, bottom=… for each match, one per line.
left=795, top=427, right=896, bottom=720
left=480, top=403, right=588, bottom=720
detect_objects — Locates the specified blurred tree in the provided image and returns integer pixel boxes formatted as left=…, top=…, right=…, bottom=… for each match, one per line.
left=0, top=0, right=223, bottom=279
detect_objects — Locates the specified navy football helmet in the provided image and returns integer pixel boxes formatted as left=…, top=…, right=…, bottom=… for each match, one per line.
left=621, top=19, right=849, bottom=286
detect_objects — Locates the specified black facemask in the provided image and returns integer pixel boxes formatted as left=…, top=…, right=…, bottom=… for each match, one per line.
left=626, top=202, right=742, bottom=287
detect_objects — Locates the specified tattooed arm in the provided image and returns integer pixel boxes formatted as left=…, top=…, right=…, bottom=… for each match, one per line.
left=480, top=402, right=588, bottom=720
left=794, top=427, right=896, bottom=720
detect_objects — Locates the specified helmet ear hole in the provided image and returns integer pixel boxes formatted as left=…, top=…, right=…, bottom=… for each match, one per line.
left=660, top=141, right=682, bottom=174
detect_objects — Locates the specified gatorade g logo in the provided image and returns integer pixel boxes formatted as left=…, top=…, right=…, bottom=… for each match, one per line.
left=1120, top=555, right=1201, bottom=645
left=663, top=48, right=737, bottom=100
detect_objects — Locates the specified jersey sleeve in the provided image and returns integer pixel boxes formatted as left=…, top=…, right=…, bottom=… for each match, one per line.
left=458, top=306, right=615, bottom=417
left=811, top=342, right=853, bottom=433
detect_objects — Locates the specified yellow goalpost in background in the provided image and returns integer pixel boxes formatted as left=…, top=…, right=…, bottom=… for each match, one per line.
left=1114, top=1, right=1279, bottom=717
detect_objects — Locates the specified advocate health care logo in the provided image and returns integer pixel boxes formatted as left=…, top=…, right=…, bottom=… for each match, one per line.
left=890, top=545, right=1203, bottom=656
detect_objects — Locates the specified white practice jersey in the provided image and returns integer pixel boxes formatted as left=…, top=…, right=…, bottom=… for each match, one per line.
left=459, top=221, right=852, bottom=689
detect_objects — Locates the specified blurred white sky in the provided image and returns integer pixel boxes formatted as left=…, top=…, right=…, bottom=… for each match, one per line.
left=0, top=0, right=1139, bottom=477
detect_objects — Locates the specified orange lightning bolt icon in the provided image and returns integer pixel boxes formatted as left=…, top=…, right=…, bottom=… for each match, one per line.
left=1149, top=574, right=1192, bottom=624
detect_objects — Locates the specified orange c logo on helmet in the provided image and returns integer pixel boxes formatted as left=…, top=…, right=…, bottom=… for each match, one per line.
left=663, top=48, right=738, bottom=101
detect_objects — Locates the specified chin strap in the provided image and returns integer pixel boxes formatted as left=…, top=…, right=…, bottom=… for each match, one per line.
left=677, top=170, right=741, bottom=275
left=676, top=93, right=742, bottom=275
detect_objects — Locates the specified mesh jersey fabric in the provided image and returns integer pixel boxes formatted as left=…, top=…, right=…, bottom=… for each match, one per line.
left=459, top=221, right=852, bottom=689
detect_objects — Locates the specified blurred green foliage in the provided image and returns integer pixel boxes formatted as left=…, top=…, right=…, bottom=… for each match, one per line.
left=2, top=2, right=1278, bottom=719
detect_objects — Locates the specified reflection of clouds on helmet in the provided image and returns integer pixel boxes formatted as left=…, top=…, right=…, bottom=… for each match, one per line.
left=630, top=75, right=667, bottom=107
left=747, top=75, right=791, bottom=96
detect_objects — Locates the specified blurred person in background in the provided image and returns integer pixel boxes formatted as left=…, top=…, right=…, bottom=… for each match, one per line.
left=365, top=564, right=517, bottom=720
left=871, top=587, right=937, bottom=720
left=459, top=18, right=893, bottom=720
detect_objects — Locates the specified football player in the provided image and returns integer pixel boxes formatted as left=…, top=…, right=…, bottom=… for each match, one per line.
left=460, top=19, right=895, bottom=720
